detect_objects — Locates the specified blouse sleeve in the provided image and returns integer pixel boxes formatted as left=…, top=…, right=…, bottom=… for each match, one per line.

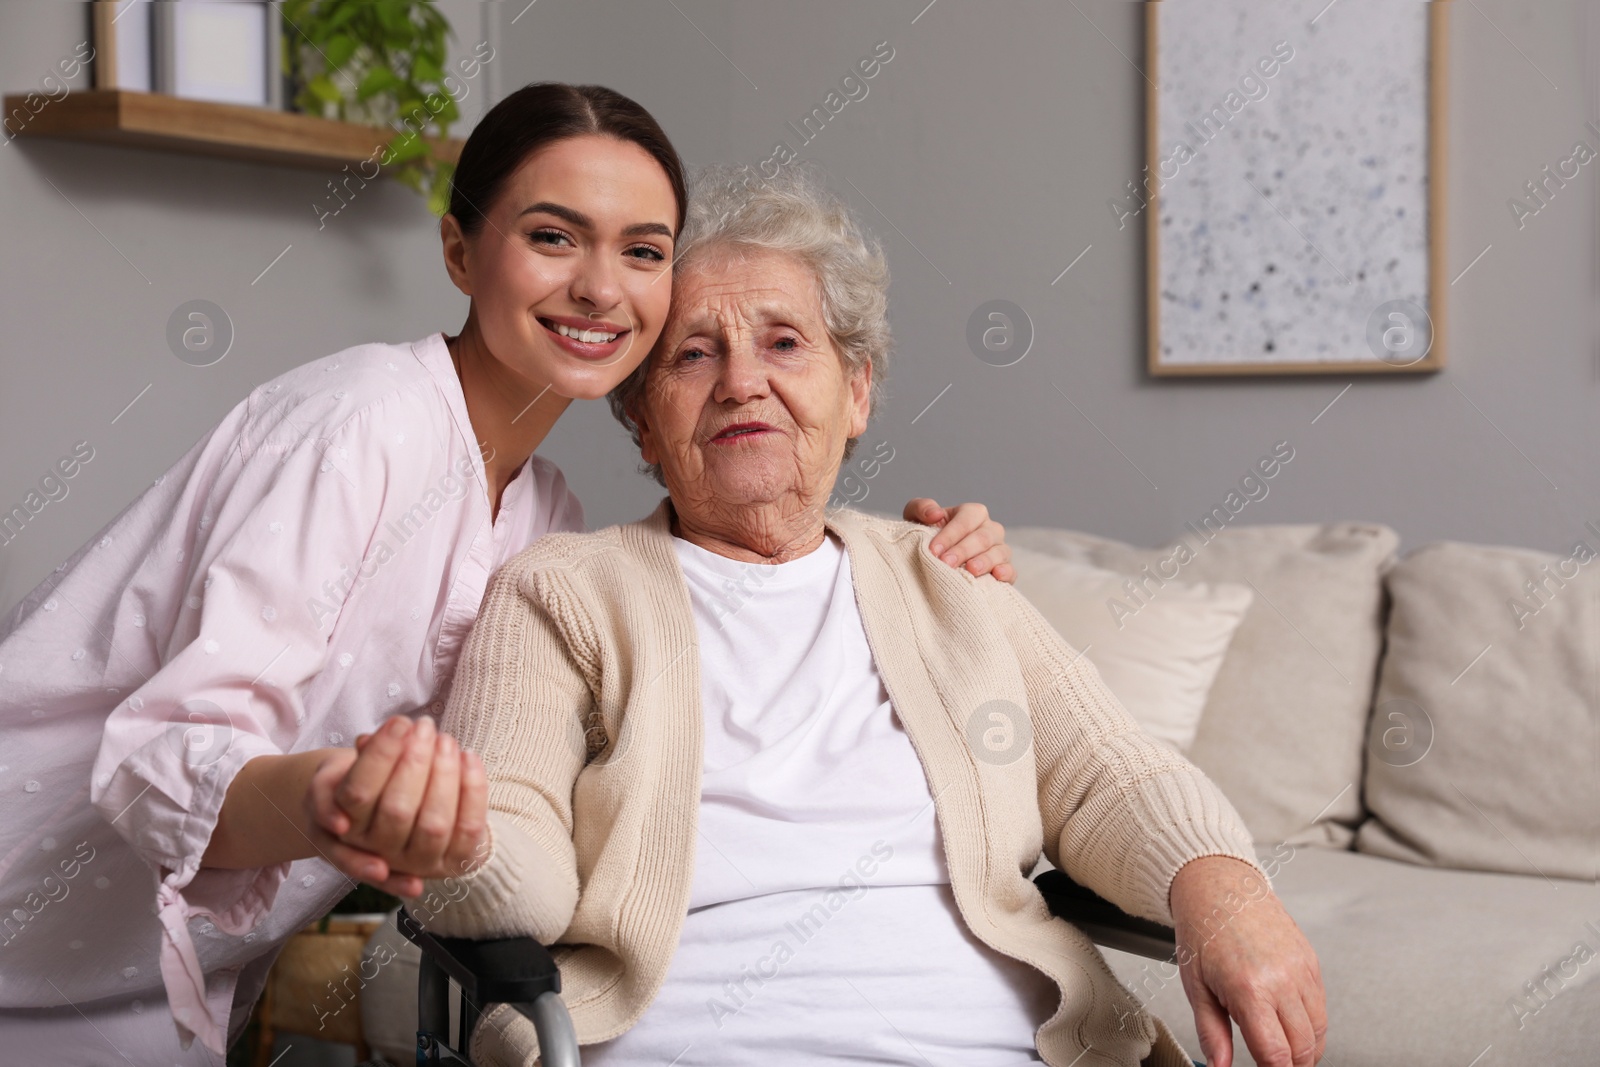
left=89, top=400, right=423, bottom=1054
left=974, top=576, right=1264, bottom=926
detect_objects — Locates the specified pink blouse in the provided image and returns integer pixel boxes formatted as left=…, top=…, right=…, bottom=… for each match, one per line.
left=0, top=332, right=584, bottom=1056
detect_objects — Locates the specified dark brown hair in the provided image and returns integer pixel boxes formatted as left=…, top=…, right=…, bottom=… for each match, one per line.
left=447, top=82, right=687, bottom=238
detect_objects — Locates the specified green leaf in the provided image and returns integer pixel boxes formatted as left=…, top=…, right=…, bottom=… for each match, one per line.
left=376, top=0, right=409, bottom=35
left=410, top=54, right=443, bottom=86
left=307, top=74, right=343, bottom=106
left=357, top=65, right=402, bottom=101
left=325, top=2, right=362, bottom=34
left=385, top=131, right=428, bottom=165
left=427, top=171, right=453, bottom=218
left=394, top=97, right=429, bottom=127
left=323, top=33, right=358, bottom=71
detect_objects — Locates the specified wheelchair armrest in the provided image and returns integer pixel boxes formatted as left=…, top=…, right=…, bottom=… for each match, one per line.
left=1033, top=869, right=1177, bottom=961
left=398, top=908, right=562, bottom=1004
left=399, top=908, right=579, bottom=1066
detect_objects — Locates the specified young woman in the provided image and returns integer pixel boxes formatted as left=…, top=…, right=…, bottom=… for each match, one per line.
left=0, top=83, right=1012, bottom=1063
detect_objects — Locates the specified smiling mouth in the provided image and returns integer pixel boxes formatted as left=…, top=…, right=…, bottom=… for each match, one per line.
left=538, top=318, right=627, bottom=345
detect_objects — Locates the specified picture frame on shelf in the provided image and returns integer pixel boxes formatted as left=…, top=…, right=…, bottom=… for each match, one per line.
left=91, top=0, right=154, bottom=92
left=154, top=0, right=283, bottom=109
left=94, top=0, right=283, bottom=109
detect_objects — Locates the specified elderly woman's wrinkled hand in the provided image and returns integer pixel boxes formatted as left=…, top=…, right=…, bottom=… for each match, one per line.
left=904, top=498, right=1014, bottom=583
left=306, top=714, right=489, bottom=897
left=1169, top=855, right=1327, bottom=1067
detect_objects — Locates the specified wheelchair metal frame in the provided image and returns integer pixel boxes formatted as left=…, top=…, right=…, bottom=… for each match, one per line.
left=398, top=908, right=579, bottom=1067
left=402, top=870, right=1177, bottom=1066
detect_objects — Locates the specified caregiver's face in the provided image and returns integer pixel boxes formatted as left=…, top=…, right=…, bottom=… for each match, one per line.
left=445, top=134, right=677, bottom=400
left=637, top=248, right=871, bottom=511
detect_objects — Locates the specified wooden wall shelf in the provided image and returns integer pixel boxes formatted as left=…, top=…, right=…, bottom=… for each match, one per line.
left=2, top=89, right=462, bottom=172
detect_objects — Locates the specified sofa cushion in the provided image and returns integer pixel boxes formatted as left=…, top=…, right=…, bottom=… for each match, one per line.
left=1010, top=523, right=1398, bottom=846
left=1009, top=545, right=1252, bottom=752
left=1356, top=541, right=1600, bottom=882
left=1101, top=846, right=1600, bottom=1066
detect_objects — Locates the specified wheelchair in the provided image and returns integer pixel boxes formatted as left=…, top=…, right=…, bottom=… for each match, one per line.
left=400, top=867, right=1178, bottom=1066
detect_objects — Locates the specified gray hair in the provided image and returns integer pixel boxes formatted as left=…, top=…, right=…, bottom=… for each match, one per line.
left=607, top=163, right=891, bottom=483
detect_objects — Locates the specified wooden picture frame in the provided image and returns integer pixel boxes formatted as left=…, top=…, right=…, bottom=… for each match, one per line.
left=1145, top=1, right=1450, bottom=376
left=93, top=0, right=283, bottom=110
left=92, top=1, right=154, bottom=92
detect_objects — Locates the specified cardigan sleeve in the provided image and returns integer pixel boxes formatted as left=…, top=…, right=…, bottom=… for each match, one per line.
left=408, top=559, right=592, bottom=943
left=974, top=576, right=1265, bottom=926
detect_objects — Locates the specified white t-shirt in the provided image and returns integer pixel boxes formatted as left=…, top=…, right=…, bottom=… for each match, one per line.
left=582, top=533, right=1058, bottom=1065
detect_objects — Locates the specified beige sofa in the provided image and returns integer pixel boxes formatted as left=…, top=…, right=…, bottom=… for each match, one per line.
left=1009, top=523, right=1600, bottom=1066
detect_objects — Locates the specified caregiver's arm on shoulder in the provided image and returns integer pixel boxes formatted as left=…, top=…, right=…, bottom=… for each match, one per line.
left=971, top=576, right=1262, bottom=923
left=405, top=560, right=590, bottom=943
left=903, top=498, right=1015, bottom=583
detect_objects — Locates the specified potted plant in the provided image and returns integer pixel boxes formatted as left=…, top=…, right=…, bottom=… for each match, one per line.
left=281, top=0, right=462, bottom=214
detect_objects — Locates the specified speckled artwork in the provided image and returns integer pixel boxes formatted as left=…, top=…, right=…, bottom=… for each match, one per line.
left=1152, top=0, right=1435, bottom=371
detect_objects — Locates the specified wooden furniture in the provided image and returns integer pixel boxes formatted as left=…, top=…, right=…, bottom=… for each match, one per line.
left=2, top=88, right=462, bottom=172
left=252, top=915, right=385, bottom=1066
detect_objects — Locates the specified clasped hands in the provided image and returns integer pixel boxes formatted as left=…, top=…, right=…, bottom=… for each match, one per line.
left=304, top=714, right=490, bottom=897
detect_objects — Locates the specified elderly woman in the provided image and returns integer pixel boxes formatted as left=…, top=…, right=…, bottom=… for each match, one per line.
left=413, top=166, right=1326, bottom=1067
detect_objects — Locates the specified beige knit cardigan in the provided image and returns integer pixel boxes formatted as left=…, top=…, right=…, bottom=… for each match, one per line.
left=420, top=500, right=1262, bottom=1067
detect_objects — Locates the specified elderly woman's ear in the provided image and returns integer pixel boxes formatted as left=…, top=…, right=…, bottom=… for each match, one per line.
left=846, top=359, right=872, bottom=439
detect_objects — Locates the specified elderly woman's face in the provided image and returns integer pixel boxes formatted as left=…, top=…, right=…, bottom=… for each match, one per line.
left=636, top=248, right=871, bottom=514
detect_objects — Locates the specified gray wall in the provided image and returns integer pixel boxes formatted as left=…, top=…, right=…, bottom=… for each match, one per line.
left=3, top=0, right=1597, bottom=617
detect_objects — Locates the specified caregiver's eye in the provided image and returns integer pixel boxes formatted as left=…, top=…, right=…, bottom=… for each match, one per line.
left=528, top=228, right=572, bottom=248
left=625, top=243, right=667, bottom=262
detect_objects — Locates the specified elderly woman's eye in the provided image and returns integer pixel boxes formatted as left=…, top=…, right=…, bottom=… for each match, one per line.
left=773, top=336, right=798, bottom=351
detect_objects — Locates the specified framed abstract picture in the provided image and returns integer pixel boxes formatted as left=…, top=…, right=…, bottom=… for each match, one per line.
left=1143, top=0, right=1449, bottom=375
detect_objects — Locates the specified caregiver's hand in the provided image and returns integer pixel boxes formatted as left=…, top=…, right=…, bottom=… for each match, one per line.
left=308, top=714, right=488, bottom=897
left=1169, top=856, right=1326, bottom=1067
left=904, top=498, right=1015, bottom=583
